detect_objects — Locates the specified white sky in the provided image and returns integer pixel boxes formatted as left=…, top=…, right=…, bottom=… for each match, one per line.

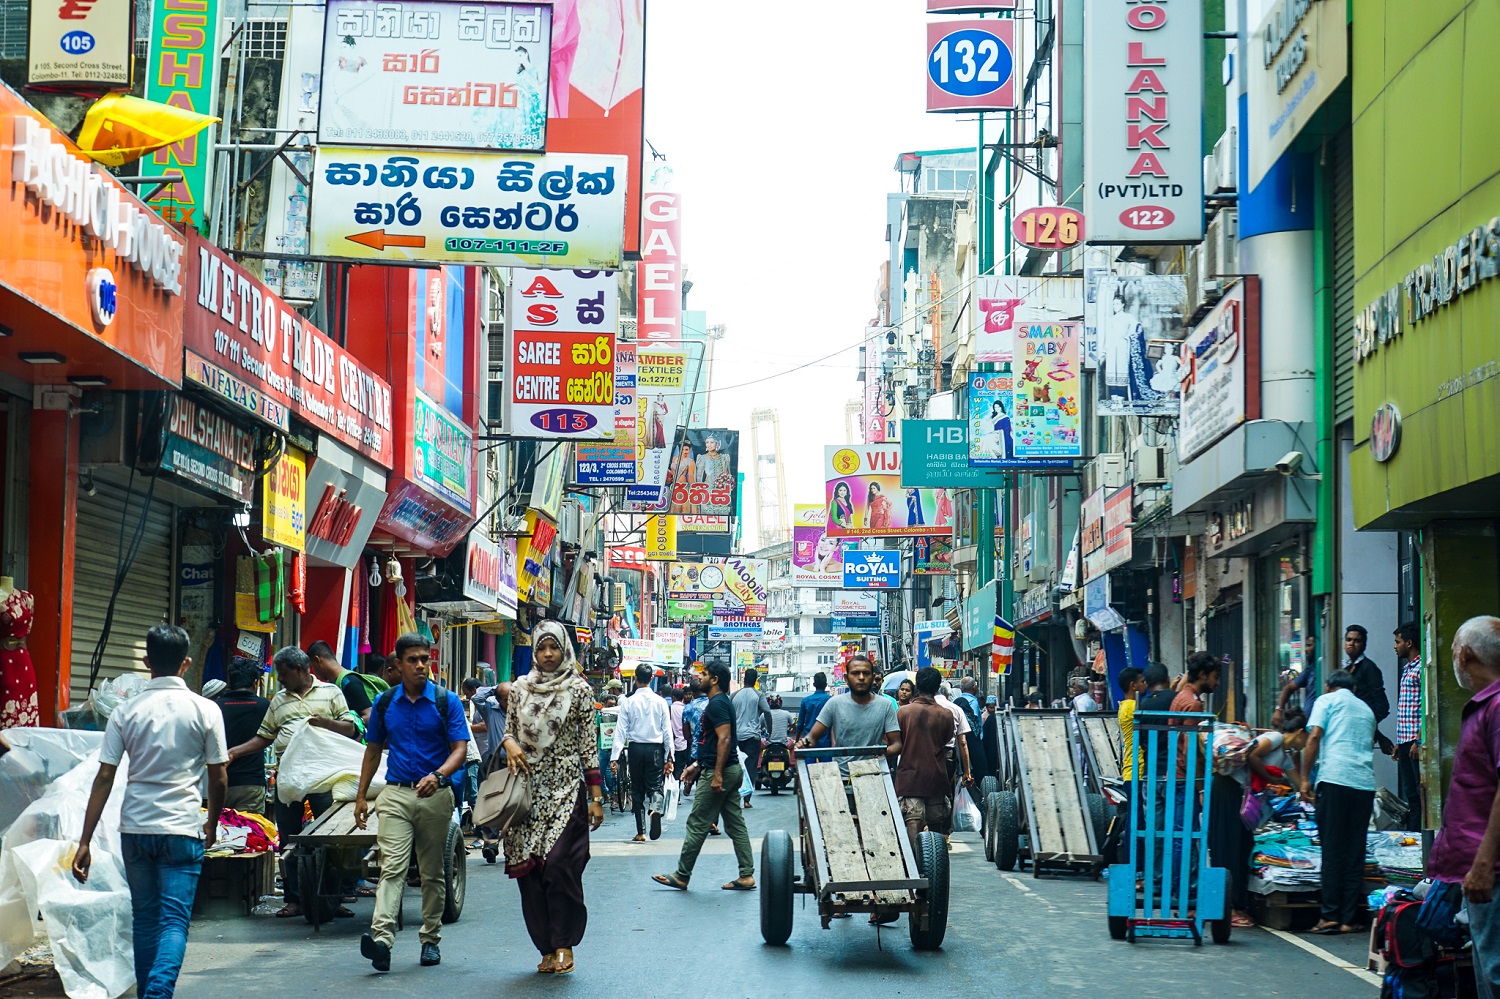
left=643, top=1, right=973, bottom=547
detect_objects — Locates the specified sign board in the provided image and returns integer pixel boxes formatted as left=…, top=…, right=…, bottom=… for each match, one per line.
left=412, top=389, right=473, bottom=512
left=1093, top=273, right=1188, bottom=416
left=665, top=428, right=738, bottom=517
left=666, top=598, right=711, bottom=623
left=926, top=19, right=1016, bottom=113
left=676, top=515, right=731, bottom=534
left=928, top=0, right=1015, bottom=9
left=1247, top=0, right=1347, bottom=193
left=463, top=533, right=506, bottom=610
left=1012, top=321, right=1083, bottom=458
left=376, top=478, right=474, bottom=556
left=142, top=0, right=219, bottom=230
left=627, top=350, right=688, bottom=509
left=607, top=546, right=647, bottom=571
left=1179, top=280, right=1260, bottom=462
left=913, top=536, right=953, bottom=575
left=310, top=147, right=628, bottom=267
left=28, top=0, right=132, bottom=87
left=1084, top=574, right=1125, bottom=631
left=654, top=627, right=685, bottom=665
left=515, top=511, right=557, bottom=603
left=263, top=445, right=308, bottom=550
left=792, top=503, right=850, bottom=587
left=831, top=591, right=879, bottom=616
left=1081, top=487, right=1106, bottom=582
left=504, top=268, right=617, bottom=439
left=163, top=395, right=255, bottom=502
left=825, top=444, right=953, bottom=538
left=637, top=191, right=682, bottom=343
left=973, top=276, right=1082, bottom=365
left=575, top=341, right=637, bottom=484
left=1082, top=0, right=1203, bottom=243
left=709, top=615, right=762, bottom=642
left=843, top=549, right=901, bottom=590
left=304, top=439, right=388, bottom=568
left=1013, top=206, right=1085, bottom=251
left=962, top=580, right=997, bottom=651
left=319, top=0, right=550, bottom=152
left=1103, top=486, right=1134, bottom=572
left=901, top=420, right=1002, bottom=488
left=644, top=515, right=677, bottom=561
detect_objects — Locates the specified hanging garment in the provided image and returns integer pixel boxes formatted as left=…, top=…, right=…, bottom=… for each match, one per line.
left=0, top=589, right=41, bottom=728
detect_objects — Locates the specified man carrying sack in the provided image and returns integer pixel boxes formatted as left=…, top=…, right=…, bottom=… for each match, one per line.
left=354, top=634, right=470, bottom=972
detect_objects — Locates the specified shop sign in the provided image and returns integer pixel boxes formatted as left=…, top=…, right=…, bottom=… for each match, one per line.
left=637, top=192, right=681, bottom=343
left=844, top=549, right=901, bottom=589
left=666, top=598, right=711, bottom=623
left=1103, top=486, right=1134, bottom=571
left=1092, top=273, right=1189, bottom=416
left=262, top=445, right=308, bottom=550
left=462, top=533, right=507, bottom=610
left=162, top=394, right=256, bottom=502
left=926, top=19, right=1016, bottom=113
left=1015, top=585, right=1053, bottom=625
left=1013, top=206, right=1085, bottom=251
left=143, top=0, right=220, bottom=230
left=1179, top=281, right=1260, bottom=462
left=676, top=515, right=731, bottom=533
left=644, top=515, right=677, bottom=560
left=575, top=341, right=637, bottom=485
left=505, top=268, right=618, bottom=439
left=1247, top=0, right=1347, bottom=192
left=1081, top=488, right=1106, bottom=582
left=721, top=557, right=769, bottom=618
left=792, top=503, right=849, bottom=587
left=375, top=477, right=476, bottom=556
left=319, top=0, right=550, bottom=152
left=902, top=420, right=1002, bottom=487
left=832, top=616, right=880, bottom=636
left=28, top=0, right=132, bottom=87
left=1013, top=321, right=1083, bottom=458
left=515, top=510, right=556, bottom=602
left=626, top=349, right=688, bottom=509
left=667, top=560, right=724, bottom=599
left=973, top=276, right=1083, bottom=366
left=1084, top=574, right=1125, bottom=631
left=618, top=637, right=655, bottom=665
left=1209, top=497, right=1256, bottom=554
left=87, top=268, right=118, bottom=328
left=831, top=590, right=879, bottom=616
left=756, top=621, right=788, bottom=651
left=304, top=444, right=387, bottom=568
left=825, top=444, right=953, bottom=538
left=665, top=429, right=738, bottom=518
left=184, top=235, right=394, bottom=466
left=412, top=390, right=473, bottom=512
left=1082, top=0, right=1204, bottom=243
left=913, top=535, right=953, bottom=575
left=310, top=147, right=629, bottom=268
left=709, top=614, right=762, bottom=642
left=962, top=580, right=996, bottom=651
left=654, top=626, right=685, bottom=665
left=1354, top=218, right=1500, bottom=364
left=1370, top=402, right=1402, bottom=463
left=928, top=0, right=1015, bottom=9
left=607, top=546, right=647, bottom=571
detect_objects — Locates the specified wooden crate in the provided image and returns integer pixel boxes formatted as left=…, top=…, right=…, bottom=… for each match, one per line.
left=193, top=851, right=276, bottom=918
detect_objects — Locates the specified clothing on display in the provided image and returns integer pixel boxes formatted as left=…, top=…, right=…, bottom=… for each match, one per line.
left=0, top=587, right=40, bottom=728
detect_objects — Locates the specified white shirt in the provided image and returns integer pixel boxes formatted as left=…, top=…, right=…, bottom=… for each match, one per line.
left=1072, top=692, right=1100, bottom=713
left=611, top=686, right=673, bottom=762
left=935, top=694, right=971, bottom=750
left=100, top=676, right=229, bottom=838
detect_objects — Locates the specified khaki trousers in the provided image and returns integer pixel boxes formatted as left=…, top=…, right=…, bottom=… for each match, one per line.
left=223, top=785, right=267, bottom=815
left=370, top=785, right=452, bottom=947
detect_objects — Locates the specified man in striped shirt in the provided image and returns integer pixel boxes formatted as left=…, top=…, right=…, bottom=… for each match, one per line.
left=1393, top=621, right=1423, bottom=831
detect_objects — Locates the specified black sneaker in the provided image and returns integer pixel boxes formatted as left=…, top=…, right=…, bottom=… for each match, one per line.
left=649, top=810, right=662, bottom=840
left=420, top=942, right=441, bottom=966
left=360, top=933, right=391, bottom=972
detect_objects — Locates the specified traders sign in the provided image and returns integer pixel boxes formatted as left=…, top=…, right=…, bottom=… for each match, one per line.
left=1082, top=0, right=1204, bottom=243
left=162, top=394, right=256, bottom=502
left=1179, top=280, right=1261, bottom=462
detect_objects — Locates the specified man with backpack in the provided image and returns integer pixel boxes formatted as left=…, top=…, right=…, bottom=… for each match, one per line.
left=309, top=639, right=386, bottom=726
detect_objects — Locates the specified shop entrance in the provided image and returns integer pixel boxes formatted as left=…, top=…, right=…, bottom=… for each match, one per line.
left=1206, top=592, right=1244, bottom=722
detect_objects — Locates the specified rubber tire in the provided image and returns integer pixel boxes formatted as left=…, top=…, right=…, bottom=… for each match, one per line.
left=1109, top=915, right=1129, bottom=941
left=980, top=775, right=1000, bottom=801
left=1210, top=918, right=1232, bottom=944
left=983, top=793, right=1001, bottom=863
left=760, top=830, right=795, bottom=946
left=994, top=790, right=1020, bottom=872
left=441, top=822, right=466, bottom=924
left=910, top=830, right=949, bottom=951
left=1086, top=792, right=1109, bottom=850
left=298, top=851, right=338, bottom=926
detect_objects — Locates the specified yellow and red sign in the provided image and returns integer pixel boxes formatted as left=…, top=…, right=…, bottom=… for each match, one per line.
left=262, top=445, right=308, bottom=551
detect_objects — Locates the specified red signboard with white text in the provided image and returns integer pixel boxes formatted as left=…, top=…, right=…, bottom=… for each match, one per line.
left=608, top=546, right=648, bottom=571
left=637, top=191, right=681, bottom=344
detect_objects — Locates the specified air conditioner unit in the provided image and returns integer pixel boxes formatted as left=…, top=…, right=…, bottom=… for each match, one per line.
left=1085, top=453, right=1127, bottom=495
left=1133, top=439, right=1169, bottom=486
left=1212, top=127, right=1237, bottom=193
left=1211, top=208, right=1240, bottom=274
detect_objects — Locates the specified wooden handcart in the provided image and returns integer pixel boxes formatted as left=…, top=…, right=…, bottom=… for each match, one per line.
left=760, top=746, right=949, bottom=950
left=984, top=709, right=1106, bottom=877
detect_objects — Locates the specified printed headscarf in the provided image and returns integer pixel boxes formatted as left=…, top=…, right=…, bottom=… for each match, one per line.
left=511, top=620, right=589, bottom=760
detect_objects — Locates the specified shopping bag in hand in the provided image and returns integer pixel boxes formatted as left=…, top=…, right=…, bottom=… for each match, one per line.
left=664, top=775, right=681, bottom=822
left=953, top=784, right=981, bottom=833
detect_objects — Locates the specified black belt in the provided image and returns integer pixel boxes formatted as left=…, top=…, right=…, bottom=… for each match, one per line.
left=388, top=777, right=447, bottom=788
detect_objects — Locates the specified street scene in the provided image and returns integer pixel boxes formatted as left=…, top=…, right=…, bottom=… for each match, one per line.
left=0, top=0, right=1498, bottom=997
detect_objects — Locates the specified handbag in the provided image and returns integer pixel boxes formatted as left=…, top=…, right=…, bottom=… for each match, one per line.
left=472, top=759, right=532, bottom=833
left=1239, top=782, right=1269, bottom=831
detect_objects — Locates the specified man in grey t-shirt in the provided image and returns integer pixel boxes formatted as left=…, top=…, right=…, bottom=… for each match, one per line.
left=731, top=667, right=773, bottom=798
left=798, top=655, right=902, bottom=765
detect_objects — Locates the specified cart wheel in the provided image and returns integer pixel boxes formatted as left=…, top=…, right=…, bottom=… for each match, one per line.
left=299, top=849, right=337, bottom=927
left=980, top=775, right=999, bottom=801
left=760, top=830, right=794, bottom=946
left=1209, top=918, right=1232, bottom=944
left=1108, top=915, right=1129, bottom=941
left=982, top=793, right=1001, bottom=863
left=1086, top=793, right=1109, bottom=850
left=441, top=822, right=466, bottom=924
left=910, top=830, right=949, bottom=951
left=994, top=790, right=1020, bottom=872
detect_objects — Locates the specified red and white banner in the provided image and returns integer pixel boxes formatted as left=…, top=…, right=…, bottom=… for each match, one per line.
left=637, top=191, right=681, bottom=344
left=608, top=546, right=648, bottom=571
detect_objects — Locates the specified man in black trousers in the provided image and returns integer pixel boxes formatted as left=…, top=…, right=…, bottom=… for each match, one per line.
left=611, top=664, right=674, bottom=841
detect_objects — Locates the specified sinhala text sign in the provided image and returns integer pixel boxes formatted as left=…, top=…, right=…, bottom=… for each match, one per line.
left=504, top=268, right=617, bottom=439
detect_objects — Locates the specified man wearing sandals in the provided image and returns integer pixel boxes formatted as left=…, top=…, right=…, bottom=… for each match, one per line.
left=653, top=662, right=756, bottom=892
left=1300, top=668, right=1376, bottom=936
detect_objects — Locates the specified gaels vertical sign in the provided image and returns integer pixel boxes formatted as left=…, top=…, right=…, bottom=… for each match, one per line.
left=1083, top=0, right=1204, bottom=244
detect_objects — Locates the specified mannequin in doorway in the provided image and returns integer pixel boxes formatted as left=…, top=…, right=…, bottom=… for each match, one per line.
left=0, top=576, right=39, bottom=728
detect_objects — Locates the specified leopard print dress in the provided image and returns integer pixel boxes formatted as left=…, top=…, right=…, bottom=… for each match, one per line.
left=501, top=674, right=598, bottom=869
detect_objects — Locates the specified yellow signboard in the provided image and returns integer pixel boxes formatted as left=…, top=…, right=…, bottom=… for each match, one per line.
left=262, top=445, right=307, bottom=551
left=644, top=515, right=677, bottom=561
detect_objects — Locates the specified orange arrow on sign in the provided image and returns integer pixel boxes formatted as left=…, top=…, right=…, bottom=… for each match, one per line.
left=346, top=229, right=427, bottom=251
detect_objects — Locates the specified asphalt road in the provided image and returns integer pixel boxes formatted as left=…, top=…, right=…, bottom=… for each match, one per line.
left=140, top=785, right=1382, bottom=999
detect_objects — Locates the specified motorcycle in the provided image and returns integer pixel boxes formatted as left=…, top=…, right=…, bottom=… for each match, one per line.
left=759, top=738, right=794, bottom=795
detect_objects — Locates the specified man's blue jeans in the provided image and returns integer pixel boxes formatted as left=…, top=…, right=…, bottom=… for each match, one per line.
left=121, top=833, right=204, bottom=999
left=1466, top=895, right=1500, bottom=999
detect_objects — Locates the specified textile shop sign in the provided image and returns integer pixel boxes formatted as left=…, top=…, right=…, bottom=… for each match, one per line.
left=843, top=550, right=901, bottom=590
left=143, top=0, right=220, bottom=230
left=185, top=235, right=394, bottom=466
left=1246, top=0, right=1347, bottom=192
left=162, top=394, right=256, bottom=502
left=262, top=444, right=307, bottom=550
left=303, top=444, right=387, bottom=568
left=825, top=444, right=953, bottom=538
left=28, top=0, right=132, bottom=87
left=1355, top=217, right=1500, bottom=364
left=319, top=0, right=550, bottom=152
left=412, top=390, right=473, bottom=513
left=310, top=147, right=629, bottom=268
left=505, top=268, right=617, bottom=439
left=1082, top=0, right=1204, bottom=243
left=1179, top=280, right=1260, bottom=462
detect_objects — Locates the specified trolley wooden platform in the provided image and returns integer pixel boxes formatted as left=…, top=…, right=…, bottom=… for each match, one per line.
left=984, top=709, right=1106, bottom=877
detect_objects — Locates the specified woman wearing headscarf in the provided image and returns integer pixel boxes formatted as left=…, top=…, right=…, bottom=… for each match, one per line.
left=499, top=621, right=603, bottom=975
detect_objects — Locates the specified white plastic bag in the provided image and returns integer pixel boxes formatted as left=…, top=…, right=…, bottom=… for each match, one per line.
left=274, top=722, right=386, bottom=805
left=663, top=776, right=681, bottom=822
left=953, top=784, right=981, bottom=833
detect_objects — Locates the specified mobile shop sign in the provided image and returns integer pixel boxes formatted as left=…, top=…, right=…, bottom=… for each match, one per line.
left=163, top=394, right=256, bottom=502
left=844, top=550, right=901, bottom=589
left=412, top=389, right=474, bottom=512
left=319, top=0, right=550, bottom=152
left=29, top=0, right=132, bottom=87
left=311, top=148, right=628, bottom=267
left=185, top=236, right=394, bottom=467
left=1082, top=0, right=1204, bottom=243
left=1178, top=280, right=1260, bottom=462
left=926, top=19, right=1016, bottom=113
left=505, top=268, right=616, bottom=439
left=1012, top=322, right=1083, bottom=458
left=576, top=341, right=637, bottom=484
left=637, top=191, right=682, bottom=344
left=721, top=556, right=769, bottom=618
left=144, top=0, right=220, bottom=230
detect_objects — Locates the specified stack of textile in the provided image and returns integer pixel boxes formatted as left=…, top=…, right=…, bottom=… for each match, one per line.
left=1252, top=828, right=1322, bottom=889
left=1366, top=830, right=1423, bottom=887
left=206, top=808, right=280, bottom=857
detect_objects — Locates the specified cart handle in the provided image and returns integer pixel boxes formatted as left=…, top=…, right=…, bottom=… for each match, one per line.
left=794, top=746, right=890, bottom=761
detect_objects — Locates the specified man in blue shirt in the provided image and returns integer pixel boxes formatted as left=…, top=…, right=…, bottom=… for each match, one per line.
left=797, top=672, right=832, bottom=748
left=354, top=633, right=469, bottom=972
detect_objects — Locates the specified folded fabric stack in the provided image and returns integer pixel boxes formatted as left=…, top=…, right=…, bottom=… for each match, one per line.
left=1366, top=830, right=1423, bottom=887
left=1253, top=828, right=1322, bottom=888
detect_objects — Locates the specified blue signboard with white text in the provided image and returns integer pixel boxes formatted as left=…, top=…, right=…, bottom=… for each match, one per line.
left=843, top=549, right=901, bottom=589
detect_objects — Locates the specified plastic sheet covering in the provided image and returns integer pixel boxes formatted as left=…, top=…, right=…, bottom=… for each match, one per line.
left=0, top=729, right=105, bottom=842
left=0, top=752, right=133, bottom=999
left=273, top=722, right=387, bottom=805
left=58, top=675, right=149, bottom=732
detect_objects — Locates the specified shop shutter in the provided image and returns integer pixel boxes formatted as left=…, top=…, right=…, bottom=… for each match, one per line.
left=70, top=478, right=174, bottom=705
left=1331, top=127, right=1356, bottom=426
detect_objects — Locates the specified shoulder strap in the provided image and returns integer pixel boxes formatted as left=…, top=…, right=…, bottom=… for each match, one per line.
left=374, top=687, right=396, bottom=734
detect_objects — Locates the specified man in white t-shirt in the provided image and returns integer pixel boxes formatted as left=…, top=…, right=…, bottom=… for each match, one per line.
left=1070, top=677, right=1100, bottom=713
left=74, top=624, right=229, bottom=999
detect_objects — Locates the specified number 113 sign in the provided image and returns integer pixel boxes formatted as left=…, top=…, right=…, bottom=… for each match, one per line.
left=926, top=19, right=1016, bottom=113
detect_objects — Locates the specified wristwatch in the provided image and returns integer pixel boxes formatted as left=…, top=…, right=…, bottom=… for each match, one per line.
left=429, top=770, right=445, bottom=784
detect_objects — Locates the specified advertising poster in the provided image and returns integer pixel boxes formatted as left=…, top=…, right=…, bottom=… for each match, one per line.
left=825, top=444, right=951, bottom=538
left=1179, top=281, right=1259, bottom=462
left=319, top=0, right=550, bottom=151
left=1081, top=488, right=1107, bottom=583
left=29, top=0, right=132, bottom=87
left=498, top=537, right=519, bottom=616
left=637, top=191, right=681, bottom=343
left=144, top=0, right=219, bottom=230
left=625, top=349, right=687, bottom=510
left=1095, top=274, right=1189, bottom=416
left=575, top=341, right=636, bottom=484
left=413, top=390, right=474, bottom=512
left=973, top=276, right=1082, bottom=365
left=665, top=428, right=738, bottom=518
left=913, top=536, right=953, bottom=575
left=792, top=503, right=851, bottom=587
left=666, top=598, right=711, bottom=623
left=263, top=445, right=308, bottom=550
left=720, top=557, right=769, bottom=618
left=1247, top=0, right=1346, bottom=192
left=310, top=147, right=628, bottom=267
left=1012, top=321, right=1083, bottom=458
left=505, top=268, right=617, bottom=439
left=843, top=550, right=901, bottom=589
left=964, top=373, right=1067, bottom=470
left=644, top=514, right=676, bottom=561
